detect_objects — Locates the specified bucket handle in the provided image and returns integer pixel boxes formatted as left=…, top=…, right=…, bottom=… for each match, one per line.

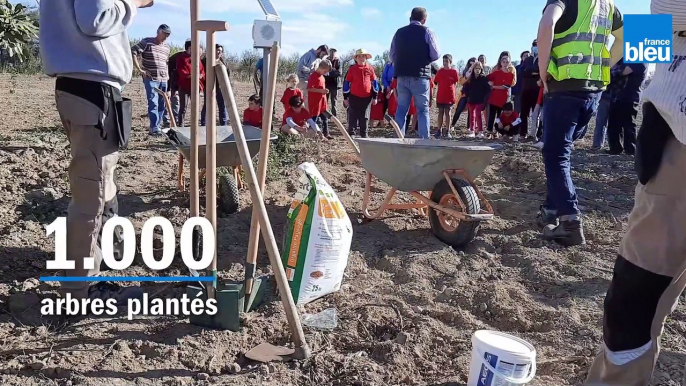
left=476, top=348, right=536, bottom=384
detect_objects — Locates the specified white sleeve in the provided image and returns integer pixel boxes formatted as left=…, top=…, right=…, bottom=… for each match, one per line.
left=495, top=118, right=501, bottom=124
left=512, top=118, right=522, bottom=126
left=286, top=117, right=296, bottom=128
left=307, top=118, right=320, bottom=132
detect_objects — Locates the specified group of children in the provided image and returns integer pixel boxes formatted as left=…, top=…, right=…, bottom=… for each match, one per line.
left=262, top=48, right=543, bottom=144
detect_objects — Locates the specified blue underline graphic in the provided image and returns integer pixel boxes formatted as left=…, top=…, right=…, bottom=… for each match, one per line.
left=39, top=276, right=214, bottom=282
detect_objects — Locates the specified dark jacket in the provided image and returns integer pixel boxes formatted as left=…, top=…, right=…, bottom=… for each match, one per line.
left=392, top=24, right=432, bottom=79
left=464, top=75, right=491, bottom=104
left=512, top=64, right=524, bottom=95
left=324, top=57, right=342, bottom=89
left=520, top=56, right=540, bottom=92
left=168, top=51, right=185, bottom=91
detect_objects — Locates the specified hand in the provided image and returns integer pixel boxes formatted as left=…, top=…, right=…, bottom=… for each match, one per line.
left=536, top=79, right=542, bottom=87
left=372, top=99, right=377, bottom=105
left=343, top=100, right=349, bottom=108
left=142, top=70, right=152, bottom=79
left=134, top=0, right=154, bottom=8
left=504, top=125, right=510, bottom=131
left=326, top=89, right=330, bottom=94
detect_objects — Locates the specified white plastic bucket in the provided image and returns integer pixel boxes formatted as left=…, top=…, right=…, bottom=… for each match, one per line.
left=467, top=330, right=537, bottom=386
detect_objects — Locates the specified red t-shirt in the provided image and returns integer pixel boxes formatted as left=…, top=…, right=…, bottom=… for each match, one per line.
left=346, top=63, right=376, bottom=98
left=498, top=111, right=520, bottom=127
left=282, top=107, right=311, bottom=127
left=434, top=68, right=459, bottom=105
left=370, top=91, right=385, bottom=120
left=280, top=87, right=303, bottom=110
left=487, top=68, right=515, bottom=108
left=176, top=52, right=206, bottom=93
left=307, top=72, right=327, bottom=117
left=243, top=107, right=263, bottom=127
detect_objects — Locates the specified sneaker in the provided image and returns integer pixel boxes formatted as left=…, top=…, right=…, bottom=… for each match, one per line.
left=537, top=206, right=559, bottom=227
left=88, top=282, right=144, bottom=307
left=477, top=132, right=485, bottom=139
left=467, top=132, right=476, bottom=138
left=543, top=219, right=586, bottom=247
left=433, top=131, right=441, bottom=139
left=149, top=129, right=163, bottom=136
left=513, top=134, right=519, bottom=142
left=446, top=132, right=453, bottom=139
left=533, top=141, right=544, bottom=149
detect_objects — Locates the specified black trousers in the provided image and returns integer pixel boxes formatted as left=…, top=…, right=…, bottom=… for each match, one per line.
left=348, top=95, right=372, bottom=138
left=451, top=96, right=469, bottom=127
left=326, top=86, right=339, bottom=117
left=487, top=104, right=502, bottom=133
left=313, top=113, right=329, bottom=136
left=519, top=88, right=539, bottom=136
left=607, top=101, right=639, bottom=155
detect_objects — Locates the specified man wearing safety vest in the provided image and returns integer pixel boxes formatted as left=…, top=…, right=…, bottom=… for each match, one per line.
left=536, top=0, right=624, bottom=246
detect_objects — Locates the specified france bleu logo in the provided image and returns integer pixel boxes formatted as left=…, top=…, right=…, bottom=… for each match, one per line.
left=624, top=14, right=673, bottom=64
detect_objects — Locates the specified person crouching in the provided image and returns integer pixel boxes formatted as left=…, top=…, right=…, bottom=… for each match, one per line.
left=280, top=95, right=323, bottom=139
left=343, top=49, right=379, bottom=138
left=494, top=102, right=522, bottom=141
left=243, top=94, right=263, bottom=128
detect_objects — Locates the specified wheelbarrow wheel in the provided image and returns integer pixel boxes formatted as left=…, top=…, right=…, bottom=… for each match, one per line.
left=218, top=167, right=240, bottom=214
left=429, top=177, right=481, bottom=248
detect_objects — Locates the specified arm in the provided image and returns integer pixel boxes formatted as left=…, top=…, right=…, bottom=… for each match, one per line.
left=538, top=3, right=565, bottom=89
left=74, top=0, right=138, bottom=38
left=298, top=53, right=314, bottom=76
left=307, top=118, right=321, bottom=132
left=371, top=68, right=379, bottom=100
left=389, top=33, right=398, bottom=64
left=382, top=65, right=391, bottom=89
left=609, top=26, right=624, bottom=67
left=343, top=68, right=352, bottom=100
left=425, top=28, right=440, bottom=62
left=307, top=88, right=327, bottom=94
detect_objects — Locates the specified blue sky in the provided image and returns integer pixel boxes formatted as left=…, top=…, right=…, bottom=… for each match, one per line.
left=30, top=0, right=651, bottom=64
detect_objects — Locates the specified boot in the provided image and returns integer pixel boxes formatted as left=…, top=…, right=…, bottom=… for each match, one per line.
left=543, top=218, right=586, bottom=247
left=536, top=205, right=558, bottom=227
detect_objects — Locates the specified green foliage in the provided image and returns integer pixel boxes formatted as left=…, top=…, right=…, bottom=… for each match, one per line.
left=0, top=0, right=39, bottom=62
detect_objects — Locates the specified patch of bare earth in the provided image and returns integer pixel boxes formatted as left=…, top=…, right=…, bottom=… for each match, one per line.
left=0, top=74, right=684, bottom=386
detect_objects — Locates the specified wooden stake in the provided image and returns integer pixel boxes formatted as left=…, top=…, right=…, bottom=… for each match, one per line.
left=189, top=0, right=200, bottom=220
left=245, top=42, right=280, bottom=296
left=216, top=64, right=310, bottom=357
left=205, top=30, right=218, bottom=298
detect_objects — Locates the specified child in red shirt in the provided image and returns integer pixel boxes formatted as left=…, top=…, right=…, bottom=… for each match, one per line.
left=434, top=54, right=460, bottom=138
left=343, top=49, right=379, bottom=138
left=243, top=94, right=263, bottom=128
left=486, top=52, right=516, bottom=138
left=176, top=40, right=206, bottom=126
left=281, top=74, right=303, bottom=112
left=370, top=87, right=386, bottom=127
left=494, top=102, right=522, bottom=141
left=280, top=95, right=323, bottom=139
left=307, top=60, right=331, bottom=139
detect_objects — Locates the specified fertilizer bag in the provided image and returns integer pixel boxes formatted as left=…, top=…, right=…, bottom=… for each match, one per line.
left=282, top=162, right=353, bottom=305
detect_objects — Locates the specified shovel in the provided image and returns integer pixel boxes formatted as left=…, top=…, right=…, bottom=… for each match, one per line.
left=215, top=60, right=311, bottom=362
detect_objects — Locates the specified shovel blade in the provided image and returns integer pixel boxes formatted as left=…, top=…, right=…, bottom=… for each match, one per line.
left=245, top=343, right=295, bottom=363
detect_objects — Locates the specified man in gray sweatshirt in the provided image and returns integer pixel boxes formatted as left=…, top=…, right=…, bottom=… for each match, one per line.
left=40, top=0, right=152, bottom=305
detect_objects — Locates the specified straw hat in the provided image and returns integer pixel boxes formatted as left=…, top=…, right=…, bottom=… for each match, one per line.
left=354, top=49, right=372, bottom=59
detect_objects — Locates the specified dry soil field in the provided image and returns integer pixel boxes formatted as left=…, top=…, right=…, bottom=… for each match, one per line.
left=0, top=73, right=684, bottom=386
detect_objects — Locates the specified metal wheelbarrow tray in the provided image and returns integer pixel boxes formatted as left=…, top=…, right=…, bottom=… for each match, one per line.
left=356, top=137, right=501, bottom=247
left=167, top=125, right=276, bottom=169
left=166, top=125, right=277, bottom=215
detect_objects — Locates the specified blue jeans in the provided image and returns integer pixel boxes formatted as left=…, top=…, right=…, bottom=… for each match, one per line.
left=542, top=91, right=601, bottom=218
left=593, top=97, right=611, bottom=149
left=394, top=76, right=431, bottom=138
left=143, top=79, right=168, bottom=131
left=201, top=88, right=229, bottom=126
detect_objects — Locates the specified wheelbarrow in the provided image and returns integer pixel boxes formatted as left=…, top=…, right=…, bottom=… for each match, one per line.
left=166, top=125, right=277, bottom=214
left=327, top=112, right=501, bottom=247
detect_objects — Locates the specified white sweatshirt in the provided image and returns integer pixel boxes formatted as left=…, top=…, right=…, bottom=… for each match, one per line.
left=641, top=0, right=686, bottom=144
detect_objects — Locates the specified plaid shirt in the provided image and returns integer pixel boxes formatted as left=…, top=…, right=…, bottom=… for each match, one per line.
left=602, top=62, right=627, bottom=102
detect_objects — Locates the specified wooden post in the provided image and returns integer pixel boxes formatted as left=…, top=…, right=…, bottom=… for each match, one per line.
left=245, top=42, right=279, bottom=296
left=189, top=0, right=200, bottom=220
left=205, top=30, right=218, bottom=298
left=216, top=64, right=310, bottom=357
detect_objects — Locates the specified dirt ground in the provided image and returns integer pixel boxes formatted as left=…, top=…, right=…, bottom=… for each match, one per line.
left=0, top=73, right=684, bottom=386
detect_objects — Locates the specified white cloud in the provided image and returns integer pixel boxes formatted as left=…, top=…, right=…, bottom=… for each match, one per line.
left=361, top=7, right=381, bottom=19
left=152, top=0, right=353, bottom=15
